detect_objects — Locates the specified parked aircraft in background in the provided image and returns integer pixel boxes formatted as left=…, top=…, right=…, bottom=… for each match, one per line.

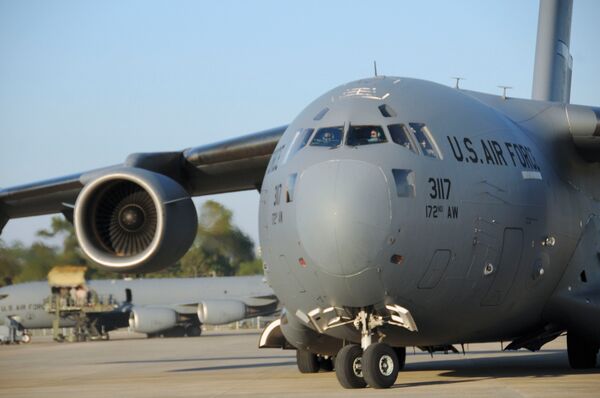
left=1, top=0, right=599, bottom=389
left=0, top=275, right=277, bottom=340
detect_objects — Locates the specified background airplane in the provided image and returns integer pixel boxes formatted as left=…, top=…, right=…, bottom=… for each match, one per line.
left=2, top=0, right=600, bottom=391
left=0, top=275, right=277, bottom=342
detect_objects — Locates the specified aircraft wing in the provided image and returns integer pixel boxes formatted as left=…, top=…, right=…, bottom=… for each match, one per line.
left=0, top=125, right=286, bottom=234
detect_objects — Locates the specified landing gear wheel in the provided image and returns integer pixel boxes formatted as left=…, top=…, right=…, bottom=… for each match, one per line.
left=163, top=326, right=186, bottom=338
left=362, top=342, right=399, bottom=389
left=335, top=344, right=367, bottom=389
left=185, top=325, right=202, bottom=337
left=394, top=346, right=406, bottom=370
left=21, top=333, right=31, bottom=344
left=296, top=349, right=320, bottom=373
left=567, top=332, right=598, bottom=369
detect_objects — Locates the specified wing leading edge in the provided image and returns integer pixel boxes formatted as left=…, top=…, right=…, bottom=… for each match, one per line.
left=0, top=125, right=287, bottom=234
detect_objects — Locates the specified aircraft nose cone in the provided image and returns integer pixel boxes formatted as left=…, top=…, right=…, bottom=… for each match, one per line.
left=296, top=160, right=392, bottom=275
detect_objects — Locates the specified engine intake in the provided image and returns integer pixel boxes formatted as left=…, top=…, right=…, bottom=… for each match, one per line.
left=74, top=167, right=197, bottom=273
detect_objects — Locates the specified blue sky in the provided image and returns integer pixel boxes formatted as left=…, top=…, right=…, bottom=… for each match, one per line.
left=1, top=0, right=599, bottom=247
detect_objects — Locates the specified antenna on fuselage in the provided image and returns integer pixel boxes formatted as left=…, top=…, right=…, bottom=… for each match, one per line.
left=498, top=85, right=513, bottom=100
left=373, top=61, right=378, bottom=77
left=451, top=77, right=464, bottom=89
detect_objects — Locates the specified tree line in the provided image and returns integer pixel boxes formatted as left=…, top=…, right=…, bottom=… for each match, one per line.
left=0, top=200, right=263, bottom=285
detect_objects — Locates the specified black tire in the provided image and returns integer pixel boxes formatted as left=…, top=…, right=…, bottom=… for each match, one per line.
left=362, top=343, right=399, bottom=389
left=163, top=326, right=186, bottom=338
left=185, top=325, right=202, bottom=337
left=335, top=344, right=367, bottom=389
left=394, top=346, right=406, bottom=370
left=319, top=356, right=334, bottom=372
left=296, top=349, right=320, bottom=373
left=567, top=332, right=598, bottom=369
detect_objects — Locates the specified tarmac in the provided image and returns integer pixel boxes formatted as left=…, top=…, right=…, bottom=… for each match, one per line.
left=1, top=329, right=600, bottom=398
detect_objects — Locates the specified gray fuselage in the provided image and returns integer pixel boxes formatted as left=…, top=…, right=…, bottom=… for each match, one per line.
left=259, top=76, right=597, bottom=347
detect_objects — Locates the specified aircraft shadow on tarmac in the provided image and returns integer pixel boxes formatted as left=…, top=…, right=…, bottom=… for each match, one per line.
left=99, top=349, right=600, bottom=383
left=200, top=332, right=262, bottom=338
left=166, top=351, right=600, bottom=384
left=100, top=355, right=294, bottom=365
left=168, top=360, right=296, bottom=373
left=393, top=352, right=600, bottom=389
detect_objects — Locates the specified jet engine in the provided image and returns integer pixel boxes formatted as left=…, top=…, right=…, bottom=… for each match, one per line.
left=197, top=300, right=247, bottom=325
left=74, top=167, right=197, bottom=273
left=129, top=307, right=177, bottom=334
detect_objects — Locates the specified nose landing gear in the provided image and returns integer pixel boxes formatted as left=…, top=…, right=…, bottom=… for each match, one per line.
left=335, top=344, right=367, bottom=388
left=334, top=308, right=414, bottom=389
left=362, top=342, right=400, bottom=389
left=335, top=343, right=406, bottom=389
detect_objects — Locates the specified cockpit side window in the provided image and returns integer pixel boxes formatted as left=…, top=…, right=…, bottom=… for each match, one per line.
left=346, top=125, right=387, bottom=146
left=298, top=128, right=314, bottom=149
left=388, top=124, right=418, bottom=153
left=310, top=126, right=344, bottom=148
left=409, top=123, right=443, bottom=159
left=282, top=128, right=314, bottom=164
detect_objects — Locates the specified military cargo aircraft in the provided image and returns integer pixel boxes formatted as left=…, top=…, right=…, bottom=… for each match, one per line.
left=0, top=275, right=277, bottom=341
left=1, top=0, right=598, bottom=389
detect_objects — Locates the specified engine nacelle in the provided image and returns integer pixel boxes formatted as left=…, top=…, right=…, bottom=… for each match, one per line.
left=129, top=307, right=177, bottom=334
left=197, top=300, right=247, bottom=325
left=74, top=167, right=197, bottom=273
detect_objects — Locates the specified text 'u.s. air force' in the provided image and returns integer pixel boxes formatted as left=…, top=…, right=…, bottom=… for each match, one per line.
left=446, top=136, right=540, bottom=170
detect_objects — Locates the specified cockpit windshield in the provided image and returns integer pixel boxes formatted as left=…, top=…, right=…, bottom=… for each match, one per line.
left=346, top=125, right=387, bottom=146
left=310, top=126, right=344, bottom=148
left=410, top=123, right=442, bottom=159
left=388, top=124, right=418, bottom=153
left=282, top=128, right=314, bottom=164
